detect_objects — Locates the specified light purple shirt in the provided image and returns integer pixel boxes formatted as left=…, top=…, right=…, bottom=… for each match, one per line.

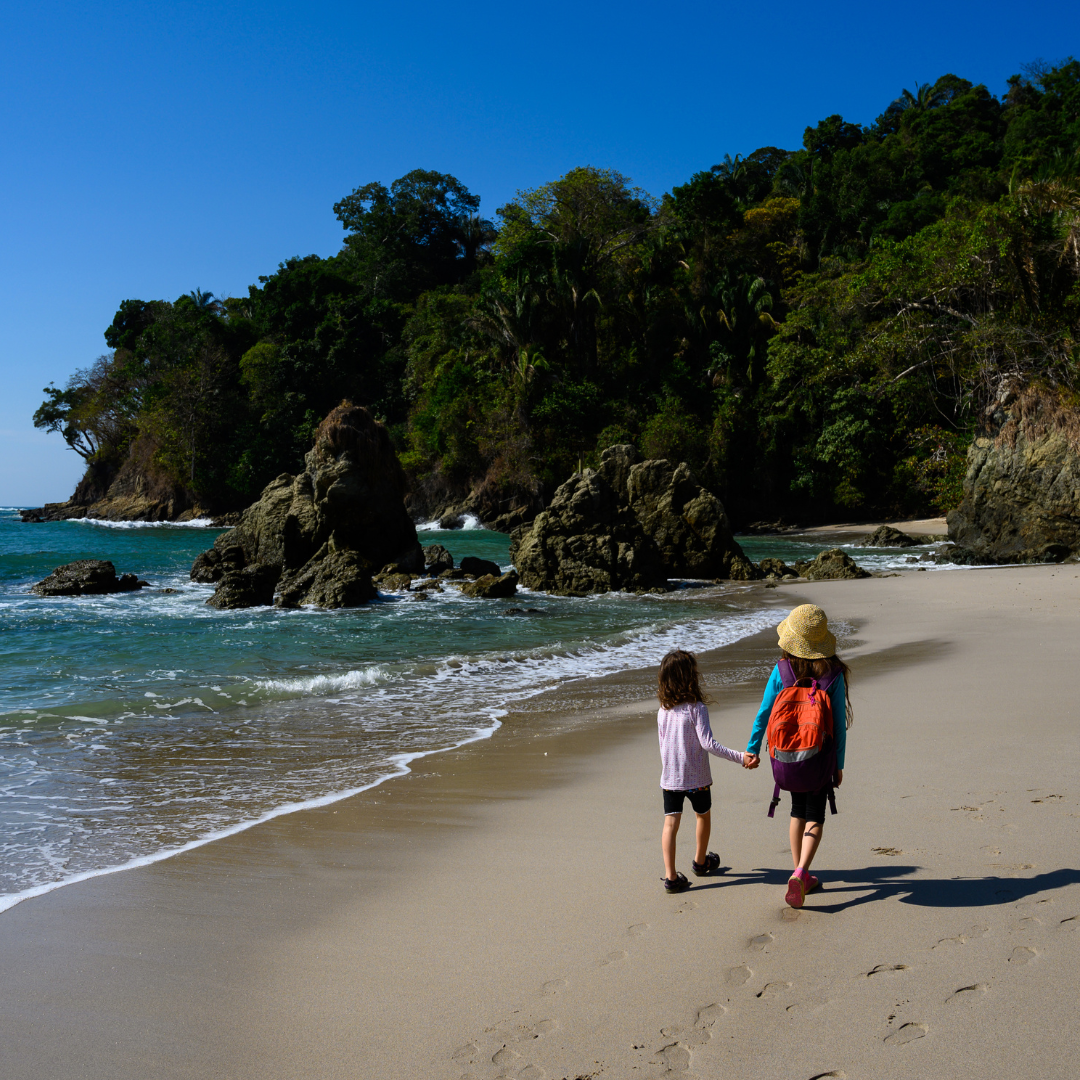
left=657, top=701, right=743, bottom=790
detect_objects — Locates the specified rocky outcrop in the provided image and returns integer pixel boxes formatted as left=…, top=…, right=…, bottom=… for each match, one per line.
left=461, top=571, right=519, bottom=599
left=510, top=445, right=755, bottom=594
left=423, top=545, right=454, bottom=574
left=460, top=556, right=501, bottom=578
left=863, top=525, right=918, bottom=548
left=31, top=560, right=150, bottom=597
left=192, top=403, right=423, bottom=608
left=947, top=386, right=1080, bottom=563
left=757, top=557, right=797, bottom=580
left=793, top=549, right=871, bottom=580
left=406, top=463, right=543, bottom=533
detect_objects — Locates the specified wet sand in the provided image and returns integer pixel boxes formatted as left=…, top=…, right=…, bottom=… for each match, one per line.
left=2, top=567, right=1078, bottom=1079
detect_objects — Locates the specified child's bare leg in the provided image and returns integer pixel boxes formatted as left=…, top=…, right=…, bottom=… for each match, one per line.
left=798, top=821, right=823, bottom=871
left=695, top=810, right=711, bottom=865
left=662, top=813, right=681, bottom=880
left=789, top=816, right=805, bottom=869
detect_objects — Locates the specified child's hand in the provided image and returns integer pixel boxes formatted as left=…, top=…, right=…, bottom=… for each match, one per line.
left=742, top=752, right=760, bottom=769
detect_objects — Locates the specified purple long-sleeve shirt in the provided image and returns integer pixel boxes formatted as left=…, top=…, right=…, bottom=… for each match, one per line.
left=658, top=701, right=743, bottom=790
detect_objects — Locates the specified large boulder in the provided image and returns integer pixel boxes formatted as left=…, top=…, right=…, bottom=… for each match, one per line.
left=193, top=403, right=424, bottom=608
left=863, top=525, right=918, bottom=548
left=460, top=556, right=502, bottom=578
left=31, top=560, right=149, bottom=597
left=509, top=446, right=755, bottom=594
left=461, top=571, right=519, bottom=599
left=794, top=549, right=871, bottom=580
left=623, top=453, right=756, bottom=579
left=947, top=386, right=1080, bottom=563
left=510, top=468, right=668, bottom=595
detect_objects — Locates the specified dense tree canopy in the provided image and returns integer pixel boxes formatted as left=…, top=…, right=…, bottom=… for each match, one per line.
left=38, top=62, right=1080, bottom=524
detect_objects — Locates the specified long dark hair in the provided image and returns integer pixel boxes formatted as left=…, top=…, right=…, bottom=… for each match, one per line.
left=658, top=650, right=710, bottom=709
left=782, top=651, right=853, bottom=728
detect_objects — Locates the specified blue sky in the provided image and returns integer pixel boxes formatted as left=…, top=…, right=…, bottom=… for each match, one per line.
left=2, top=0, right=1078, bottom=504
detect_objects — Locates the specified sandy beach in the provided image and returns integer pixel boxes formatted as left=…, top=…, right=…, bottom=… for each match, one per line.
left=2, top=566, right=1078, bottom=1080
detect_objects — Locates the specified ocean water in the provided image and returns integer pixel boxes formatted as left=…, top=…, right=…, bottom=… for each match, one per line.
left=0, top=509, right=802, bottom=912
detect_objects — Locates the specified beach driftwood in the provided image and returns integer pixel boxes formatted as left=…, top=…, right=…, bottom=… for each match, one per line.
left=31, top=560, right=150, bottom=597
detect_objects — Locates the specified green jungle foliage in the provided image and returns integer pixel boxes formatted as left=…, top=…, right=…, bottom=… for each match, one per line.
left=36, top=64, right=1080, bottom=524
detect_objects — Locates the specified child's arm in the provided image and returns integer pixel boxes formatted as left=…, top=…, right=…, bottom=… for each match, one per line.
left=745, top=665, right=783, bottom=757
left=692, top=704, right=745, bottom=765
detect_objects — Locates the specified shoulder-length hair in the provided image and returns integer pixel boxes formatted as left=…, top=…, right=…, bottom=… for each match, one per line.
left=658, top=649, right=709, bottom=709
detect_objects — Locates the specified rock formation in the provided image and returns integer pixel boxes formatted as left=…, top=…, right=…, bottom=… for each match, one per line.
left=793, top=549, right=871, bottom=580
left=757, top=557, right=797, bottom=580
left=192, top=403, right=423, bottom=608
left=863, top=525, right=918, bottom=547
left=510, top=445, right=756, bottom=595
left=461, top=571, right=519, bottom=599
left=31, top=560, right=150, bottom=597
left=947, top=385, right=1080, bottom=563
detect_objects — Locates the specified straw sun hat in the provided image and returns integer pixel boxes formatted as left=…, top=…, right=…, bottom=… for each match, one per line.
left=777, top=604, right=836, bottom=660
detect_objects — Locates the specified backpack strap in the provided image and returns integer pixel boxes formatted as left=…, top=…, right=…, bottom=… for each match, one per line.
left=776, top=659, right=796, bottom=688
left=767, top=782, right=781, bottom=817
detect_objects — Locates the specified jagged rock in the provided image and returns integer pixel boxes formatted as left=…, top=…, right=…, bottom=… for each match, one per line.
left=510, top=468, right=669, bottom=595
left=423, top=544, right=454, bottom=573
left=793, top=549, right=871, bottom=580
left=205, top=565, right=279, bottom=609
left=190, top=544, right=246, bottom=584
left=487, top=506, right=536, bottom=533
left=863, top=525, right=918, bottom=548
left=438, top=567, right=469, bottom=580
left=460, top=556, right=502, bottom=579
left=461, top=571, right=519, bottom=599
left=509, top=446, right=754, bottom=594
left=31, top=560, right=149, bottom=597
left=757, top=557, right=796, bottom=579
left=195, top=403, right=423, bottom=608
left=947, top=386, right=1080, bottom=563
left=373, top=572, right=413, bottom=592
left=933, top=544, right=1004, bottom=566
left=276, top=542, right=378, bottom=608
left=439, top=512, right=466, bottom=530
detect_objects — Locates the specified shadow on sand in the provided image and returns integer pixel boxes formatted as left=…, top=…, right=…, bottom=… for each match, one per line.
left=693, top=865, right=1080, bottom=912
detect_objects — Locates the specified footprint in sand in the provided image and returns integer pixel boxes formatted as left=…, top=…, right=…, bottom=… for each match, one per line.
left=933, top=935, right=969, bottom=948
left=673, top=899, right=698, bottom=915
left=756, top=981, right=792, bottom=999
left=808, top=1072, right=847, bottom=1079
left=628, top=923, right=650, bottom=938
left=724, top=964, right=752, bottom=986
left=782, top=908, right=802, bottom=922
left=748, top=932, right=775, bottom=951
left=540, top=978, right=568, bottom=995
left=884, top=1022, right=927, bottom=1046
left=652, top=1042, right=692, bottom=1073
left=946, top=983, right=988, bottom=1005
left=450, top=1041, right=478, bottom=1062
left=1059, top=915, right=1078, bottom=931
left=864, top=964, right=909, bottom=977
left=531, top=1020, right=558, bottom=1035
left=518, top=1066, right=547, bottom=1080
left=599, top=950, right=628, bottom=967
left=491, top=1046, right=522, bottom=1068
left=658, top=1004, right=726, bottom=1048
left=1008, top=946, right=1037, bottom=964
left=695, top=1003, right=725, bottom=1027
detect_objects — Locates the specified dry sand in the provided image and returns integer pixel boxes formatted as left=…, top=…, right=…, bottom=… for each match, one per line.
left=2, top=567, right=1079, bottom=1080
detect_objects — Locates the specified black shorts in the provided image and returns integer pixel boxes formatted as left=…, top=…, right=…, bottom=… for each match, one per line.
left=790, top=786, right=829, bottom=825
left=663, top=786, right=712, bottom=816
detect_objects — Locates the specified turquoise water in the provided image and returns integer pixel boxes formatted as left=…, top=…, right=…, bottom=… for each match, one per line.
left=0, top=509, right=785, bottom=909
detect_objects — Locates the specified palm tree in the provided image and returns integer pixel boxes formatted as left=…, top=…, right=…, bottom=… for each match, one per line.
left=893, top=81, right=947, bottom=114
left=188, top=288, right=221, bottom=314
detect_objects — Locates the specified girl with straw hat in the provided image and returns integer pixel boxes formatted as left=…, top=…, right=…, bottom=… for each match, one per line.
left=744, top=604, right=853, bottom=908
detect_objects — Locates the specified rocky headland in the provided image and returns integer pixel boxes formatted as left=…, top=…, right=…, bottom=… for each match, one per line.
left=946, top=385, right=1080, bottom=564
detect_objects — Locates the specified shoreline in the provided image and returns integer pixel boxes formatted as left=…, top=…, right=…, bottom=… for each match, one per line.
left=3, top=568, right=1079, bottom=1079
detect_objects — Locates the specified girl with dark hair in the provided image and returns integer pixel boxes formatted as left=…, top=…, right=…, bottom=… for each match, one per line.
left=656, top=649, right=756, bottom=893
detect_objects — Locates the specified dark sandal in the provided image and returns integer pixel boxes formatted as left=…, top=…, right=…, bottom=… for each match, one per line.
left=663, top=871, right=692, bottom=893
left=691, top=852, right=721, bottom=876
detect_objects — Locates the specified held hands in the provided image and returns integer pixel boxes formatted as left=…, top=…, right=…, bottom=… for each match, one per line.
left=742, top=752, right=760, bottom=769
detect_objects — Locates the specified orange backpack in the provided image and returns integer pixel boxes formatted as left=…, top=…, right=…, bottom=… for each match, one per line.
left=765, top=659, right=839, bottom=817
